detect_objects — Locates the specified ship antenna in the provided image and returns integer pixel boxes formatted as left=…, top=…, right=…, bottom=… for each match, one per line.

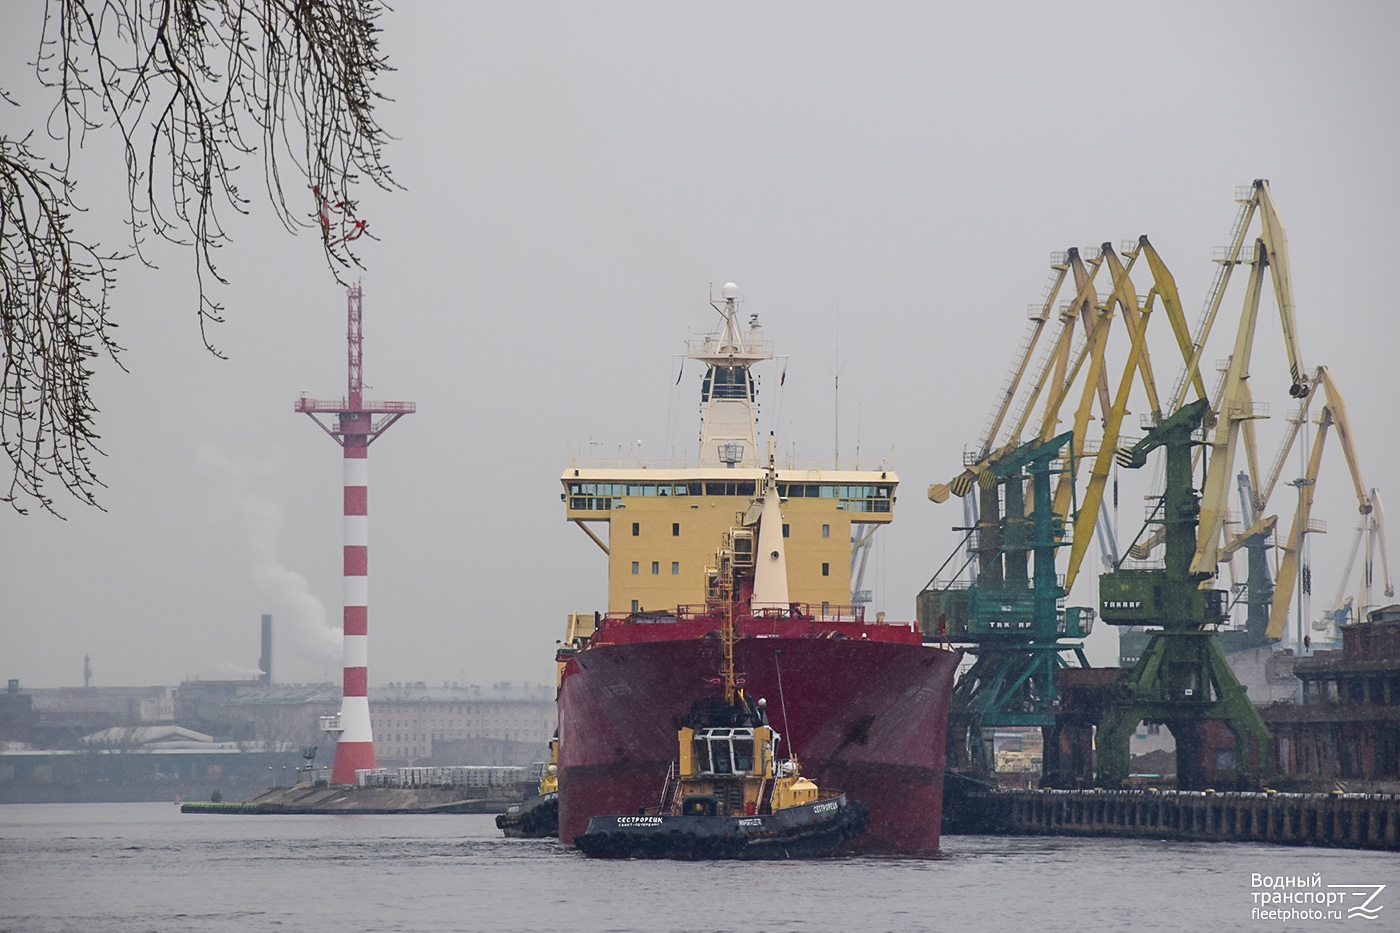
left=774, top=648, right=793, bottom=756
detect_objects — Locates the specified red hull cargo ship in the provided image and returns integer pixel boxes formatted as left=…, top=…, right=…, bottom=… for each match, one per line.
left=556, top=284, right=959, bottom=854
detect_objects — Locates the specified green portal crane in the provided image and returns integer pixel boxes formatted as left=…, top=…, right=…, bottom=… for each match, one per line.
left=919, top=431, right=1094, bottom=772
left=1096, top=398, right=1271, bottom=788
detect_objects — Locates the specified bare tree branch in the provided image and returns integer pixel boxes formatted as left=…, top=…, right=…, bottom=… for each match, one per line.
left=1, top=0, right=395, bottom=515
left=0, top=130, right=122, bottom=514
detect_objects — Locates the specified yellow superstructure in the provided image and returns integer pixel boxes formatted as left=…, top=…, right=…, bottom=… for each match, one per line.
left=563, top=468, right=897, bottom=615
left=562, top=283, right=897, bottom=621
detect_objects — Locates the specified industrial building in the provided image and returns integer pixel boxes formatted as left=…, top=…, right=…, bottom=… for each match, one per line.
left=1, top=674, right=554, bottom=802
left=1263, top=606, right=1400, bottom=783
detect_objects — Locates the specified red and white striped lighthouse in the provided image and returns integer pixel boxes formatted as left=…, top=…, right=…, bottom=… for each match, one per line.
left=296, top=285, right=414, bottom=785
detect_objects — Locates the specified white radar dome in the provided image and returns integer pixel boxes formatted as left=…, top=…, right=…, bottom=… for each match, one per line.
left=721, top=282, right=739, bottom=300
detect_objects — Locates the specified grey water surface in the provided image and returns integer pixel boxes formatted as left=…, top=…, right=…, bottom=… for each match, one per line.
left=1, top=803, right=1391, bottom=932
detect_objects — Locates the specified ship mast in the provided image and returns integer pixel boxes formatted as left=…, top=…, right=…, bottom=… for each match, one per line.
left=689, top=283, right=773, bottom=467
left=721, top=573, right=738, bottom=706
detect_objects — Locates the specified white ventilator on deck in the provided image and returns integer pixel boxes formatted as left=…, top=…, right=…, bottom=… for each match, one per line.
left=751, top=464, right=791, bottom=611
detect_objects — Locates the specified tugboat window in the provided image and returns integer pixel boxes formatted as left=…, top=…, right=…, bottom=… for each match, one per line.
left=694, top=736, right=712, bottom=772
left=698, top=728, right=756, bottom=776
left=732, top=736, right=754, bottom=773
left=711, top=737, right=733, bottom=774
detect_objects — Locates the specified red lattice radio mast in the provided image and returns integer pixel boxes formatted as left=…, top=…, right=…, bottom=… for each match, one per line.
left=296, top=285, right=415, bottom=785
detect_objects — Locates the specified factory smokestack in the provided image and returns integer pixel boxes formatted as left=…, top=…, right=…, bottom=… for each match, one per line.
left=260, top=614, right=273, bottom=685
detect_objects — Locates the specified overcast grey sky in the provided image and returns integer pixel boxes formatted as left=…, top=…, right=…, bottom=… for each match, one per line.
left=4, top=2, right=1398, bottom=690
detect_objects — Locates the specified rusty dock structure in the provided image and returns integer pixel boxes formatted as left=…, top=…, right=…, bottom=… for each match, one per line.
left=961, top=787, right=1400, bottom=850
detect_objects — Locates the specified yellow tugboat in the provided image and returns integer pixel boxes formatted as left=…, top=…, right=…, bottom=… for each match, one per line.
left=573, top=466, right=868, bottom=859
left=495, top=736, right=559, bottom=838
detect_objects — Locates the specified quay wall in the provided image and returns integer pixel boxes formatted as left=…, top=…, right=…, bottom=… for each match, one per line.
left=980, top=789, right=1400, bottom=851
left=181, top=783, right=531, bottom=815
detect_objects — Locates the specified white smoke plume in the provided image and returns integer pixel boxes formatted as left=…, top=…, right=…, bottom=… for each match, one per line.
left=199, top=446, right=340, bottom=675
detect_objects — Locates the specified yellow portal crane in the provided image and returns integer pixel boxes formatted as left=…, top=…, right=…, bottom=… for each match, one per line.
left=1167, top=180, right=1310, bottom=417
left=1129, top=180, right=1313, bottom=576
left=1266, top=366, right=1374, bottom=641
left=1188, top=236, right=1276, bottom=577
left=929, top=237, right=1207, bottom=594
left=1189, top=183, right=1308, bottom=579
left=1060, top=237, right=1204, bottom=591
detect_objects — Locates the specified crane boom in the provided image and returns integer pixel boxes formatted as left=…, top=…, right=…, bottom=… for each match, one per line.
left=1168, top=179, right=1309, bottom=416
left=1255, top=180, right=1310, bottom=396
left=1374, top=491, right=1395, bottom=602
left=1260, top=386, right=1319, bottom=510
left=1063, top=246, right=1159, bottom=590
left=1062, top=238, right=1202, bottom=587
left=1265, top=367, right=1374, bottom=641
left=929, top=249, right=1104, bottom=504
left=1188, top=184, right=1317, bottom=578
left=1267, top=409, right=1331, bottom=641
left=1139, top=237, right=1209, bottom=406
left=1190, top=239, right=1269, bottom=576
left=1312, top=368, right=1370, bottom=512
left=1030, top=250, right=1107, bottom=443
left=973, top=261, right=1068, bottom=458
left=1102, top=247, right=1164, bottom=420
left=1045, top=267, right=1117, bottom=524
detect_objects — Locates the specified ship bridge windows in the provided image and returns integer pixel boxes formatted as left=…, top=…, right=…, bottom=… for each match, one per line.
left=703, top=481, right=756, bottom=497
left=694, top=727, right=756, bottom=776
left=566, top=480, right=769, bottom=510
left=776, top=482, right=894, bottom=513
left=701, top=365, right=753, bottom=403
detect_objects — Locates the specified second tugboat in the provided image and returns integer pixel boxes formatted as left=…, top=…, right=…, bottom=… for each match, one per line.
left=495, top=736, right=559, bottom=838
left=575, top=466, right=868, bottom=859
